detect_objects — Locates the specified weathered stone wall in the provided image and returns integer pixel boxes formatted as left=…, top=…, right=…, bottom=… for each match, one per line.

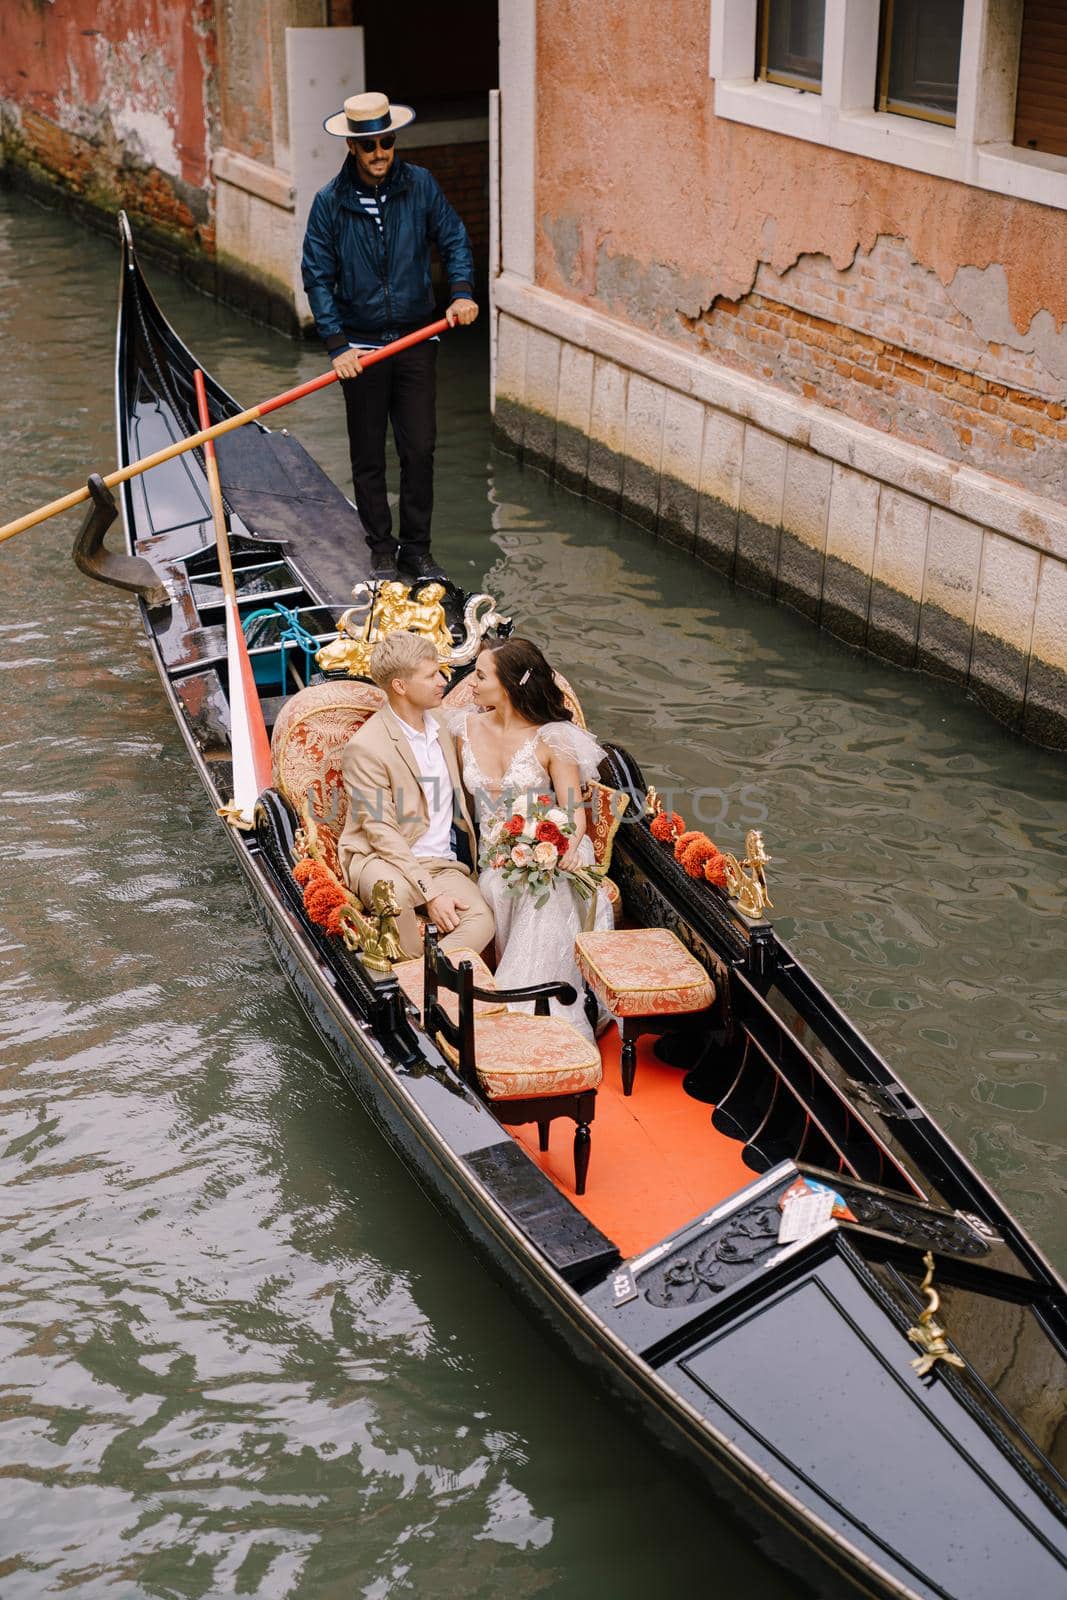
left=690, top=240, right=1067, bottom=505
left=493, top=283, right=1067, bottom=750
left=0, top=0, right=217, bottom=253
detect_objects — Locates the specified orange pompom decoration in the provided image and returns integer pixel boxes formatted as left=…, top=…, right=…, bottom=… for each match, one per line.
left=673, top=830, right=705, bottom=863
left=304, top=879, right=349, bottom=925
left=325, top=904, right=349, bottom=938
left=703, top=849, right=729, bottom=889
left=650, top=811, right=685, bottom=843
left=680, top=836, right=717, bottom=878
left=293, top=858, right=329, bottom=886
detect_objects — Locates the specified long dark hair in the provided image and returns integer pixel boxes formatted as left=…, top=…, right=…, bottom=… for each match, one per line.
left=479, top=637, right=573, bottom=726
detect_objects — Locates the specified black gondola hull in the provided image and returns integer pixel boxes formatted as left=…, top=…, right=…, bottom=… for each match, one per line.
left=94, top=216, right=1066, bottom=1600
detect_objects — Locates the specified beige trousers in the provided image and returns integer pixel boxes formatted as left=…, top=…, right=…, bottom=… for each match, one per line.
left=355, top=855, right=495, bottom=960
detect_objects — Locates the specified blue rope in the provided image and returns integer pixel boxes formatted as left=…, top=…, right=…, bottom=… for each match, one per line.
left=241, top=604, right=321, bottom=689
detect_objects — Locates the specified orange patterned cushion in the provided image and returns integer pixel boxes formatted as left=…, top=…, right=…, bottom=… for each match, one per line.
left=395, top=949, right=504, bottom=1021
left=574, top=928, right=715, bottom=1018
left=443, top=668, right=587, bottom=728
left=271, top=681, right=386, bottom=827
left=585, top=783, right=631, bottom=869
left=464, top=1013, right=602, bottom=1100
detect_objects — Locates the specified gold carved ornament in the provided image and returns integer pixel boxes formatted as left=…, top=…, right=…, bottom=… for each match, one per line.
left=292, top=801, right=401, bottom=974
left=906, top=1252, right=966, bottom=1378
left=721, top=829, right=774, bottom=918
left=315, top=581, right=510, bottom=679
left=644, top=788, right=775, bottom=920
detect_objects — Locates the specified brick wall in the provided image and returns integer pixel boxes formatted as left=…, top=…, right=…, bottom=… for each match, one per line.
left=686, top=238, right=1067, bottom=503
left=402, top=141, right=490, bottom=277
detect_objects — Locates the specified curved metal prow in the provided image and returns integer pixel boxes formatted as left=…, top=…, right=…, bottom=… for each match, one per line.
left=72, top=473, right=169, bottom=606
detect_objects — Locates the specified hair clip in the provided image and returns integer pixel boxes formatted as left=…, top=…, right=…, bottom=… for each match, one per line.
left=518, top=668, right=531, bottom=686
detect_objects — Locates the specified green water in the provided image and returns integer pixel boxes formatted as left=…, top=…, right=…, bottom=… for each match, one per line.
left=0, top=192, right=1063, bottom=1598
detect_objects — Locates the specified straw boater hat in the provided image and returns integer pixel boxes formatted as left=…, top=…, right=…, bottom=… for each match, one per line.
left=324, top=91, right=416, bottom=139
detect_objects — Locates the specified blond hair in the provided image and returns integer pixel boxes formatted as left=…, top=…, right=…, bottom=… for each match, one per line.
left=369, top=629, right=439, bottom=690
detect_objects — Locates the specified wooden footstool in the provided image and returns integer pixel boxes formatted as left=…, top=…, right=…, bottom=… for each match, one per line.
left=574, top=927, right=716, bottom=1095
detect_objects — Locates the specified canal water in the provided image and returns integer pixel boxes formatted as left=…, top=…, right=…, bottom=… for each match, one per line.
left=0, top=191, right=1063, bottom=1598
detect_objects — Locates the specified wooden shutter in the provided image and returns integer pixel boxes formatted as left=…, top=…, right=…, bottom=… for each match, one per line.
left=1014, top=1, right=1067, bottom=158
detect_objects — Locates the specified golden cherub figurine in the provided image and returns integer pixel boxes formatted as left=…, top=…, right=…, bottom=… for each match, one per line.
left=360, top=879, right=404, bottom=971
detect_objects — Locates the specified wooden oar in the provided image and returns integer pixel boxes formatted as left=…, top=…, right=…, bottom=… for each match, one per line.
left=0, top=318, right=451, bottom=544
left=192, top=368, right=273, bottom=829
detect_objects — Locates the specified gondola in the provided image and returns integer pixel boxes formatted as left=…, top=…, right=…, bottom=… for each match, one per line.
left=74, top=214, right=1067, bottom=1600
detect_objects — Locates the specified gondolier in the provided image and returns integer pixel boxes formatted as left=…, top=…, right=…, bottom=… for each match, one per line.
left=301, top=91, right=479, bottom=584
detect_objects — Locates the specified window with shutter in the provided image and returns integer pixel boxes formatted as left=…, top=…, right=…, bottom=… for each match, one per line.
left=1014, top=1, right=1067, bottom=159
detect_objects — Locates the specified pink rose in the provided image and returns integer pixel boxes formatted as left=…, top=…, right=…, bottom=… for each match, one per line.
left=532, top=840, right=559, bottom=869
left=510, top=843, right=533, bottom=867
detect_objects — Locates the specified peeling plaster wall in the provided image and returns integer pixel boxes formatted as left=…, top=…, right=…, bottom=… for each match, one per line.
left=489, top=0, right=1067, bottom=747
left=535, top=0, right=1067, bottom=500
left=0, top=0, right=217, bottom=242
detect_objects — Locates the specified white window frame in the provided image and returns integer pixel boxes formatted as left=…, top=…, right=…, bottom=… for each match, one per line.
left=710, top=0, right=1067, bottom=213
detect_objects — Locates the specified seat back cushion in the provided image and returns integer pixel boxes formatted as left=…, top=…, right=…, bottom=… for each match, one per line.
left=271, top=680, right=386, bottom=829
left=586, top=781, right=631, bottom=868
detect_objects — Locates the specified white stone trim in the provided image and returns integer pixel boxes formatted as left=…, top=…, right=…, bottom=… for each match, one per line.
left=489, top=89, right=501, bottom=415
left=493, top=270, right=1067, bottom=563
left=710, top=0, right=1067, bottom=213
left=498, top=0, right=537, bottom=281
left=212, top=148, right=294, bottom=211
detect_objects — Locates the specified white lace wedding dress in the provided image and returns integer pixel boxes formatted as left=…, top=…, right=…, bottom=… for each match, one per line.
left=445, top=709, right=614, bottom=1041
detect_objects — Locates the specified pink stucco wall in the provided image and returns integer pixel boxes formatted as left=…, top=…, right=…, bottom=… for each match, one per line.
left=534, top=0, right=1067, bottom=497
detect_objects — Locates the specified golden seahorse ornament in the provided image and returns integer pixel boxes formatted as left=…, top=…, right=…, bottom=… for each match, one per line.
left=722, top=829, right=774, bottom=918
left=906, top=1252, right=966, bottom=1377
left=293, top=802, right=400, bottom=974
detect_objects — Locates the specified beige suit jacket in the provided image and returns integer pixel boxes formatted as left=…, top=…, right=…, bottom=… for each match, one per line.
left=337, top=707, right=477, bottom=901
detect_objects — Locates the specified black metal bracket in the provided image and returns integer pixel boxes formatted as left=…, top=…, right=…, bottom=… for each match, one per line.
left=72, top=473, right=170, bottom=606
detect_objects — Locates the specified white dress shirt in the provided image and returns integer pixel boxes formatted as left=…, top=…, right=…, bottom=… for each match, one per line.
left=390, top=710, right=456, bottom=861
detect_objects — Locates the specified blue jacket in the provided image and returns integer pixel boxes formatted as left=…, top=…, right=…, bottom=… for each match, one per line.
left=301, top=157, right=474, bottom=351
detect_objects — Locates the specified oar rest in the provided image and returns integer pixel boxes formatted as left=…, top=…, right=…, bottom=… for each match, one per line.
left=421, top=928, right=602, bottom=1195
left=574, top=928, right=716, bottom=1097
left=269, top=680, right=387, bottom=861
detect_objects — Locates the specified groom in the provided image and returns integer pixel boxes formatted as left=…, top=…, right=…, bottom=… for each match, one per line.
left=337, top=631, right=493, bottom=959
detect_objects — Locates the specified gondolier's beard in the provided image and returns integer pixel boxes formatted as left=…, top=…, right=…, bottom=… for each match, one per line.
left=348, top=139, right=394, bottom=186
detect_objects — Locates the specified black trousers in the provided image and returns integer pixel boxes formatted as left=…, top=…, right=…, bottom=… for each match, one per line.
left=341, top=340, right=437, bottom=556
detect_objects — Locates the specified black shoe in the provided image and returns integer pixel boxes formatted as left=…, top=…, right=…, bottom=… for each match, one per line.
left=368, top=548, right=398, bottom=581
left=397, top=547, right=447, bottom=583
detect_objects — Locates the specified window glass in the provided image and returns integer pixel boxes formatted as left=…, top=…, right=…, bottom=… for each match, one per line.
left=880, top=0, right=964, bottom=125
left=760, top=0, right=826, bottom=92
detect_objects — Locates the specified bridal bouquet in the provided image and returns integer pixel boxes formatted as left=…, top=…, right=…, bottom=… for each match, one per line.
left=479, top=793, right=604, bottom=910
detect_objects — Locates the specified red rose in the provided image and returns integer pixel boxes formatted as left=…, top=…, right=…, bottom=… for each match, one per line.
left=535, top=820, right=566, bottom=848
left=504, top=815, right=525, bottom=836
left=537, top=794, right=553, bottom=805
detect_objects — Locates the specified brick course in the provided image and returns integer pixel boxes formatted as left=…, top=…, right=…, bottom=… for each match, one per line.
left=402, top=140, right=490, bottom=274
left=685, top=238, right=1067, bottom=503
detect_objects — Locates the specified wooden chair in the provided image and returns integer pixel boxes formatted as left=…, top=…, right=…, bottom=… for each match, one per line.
left=421, top=927, right=602, bottom=1195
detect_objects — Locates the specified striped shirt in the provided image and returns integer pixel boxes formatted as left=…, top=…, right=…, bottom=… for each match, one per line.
left=356, top=189, right=386, bottom=233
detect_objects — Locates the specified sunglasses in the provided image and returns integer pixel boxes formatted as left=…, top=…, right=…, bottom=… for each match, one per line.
left=356, top=133, right=396, bottom=153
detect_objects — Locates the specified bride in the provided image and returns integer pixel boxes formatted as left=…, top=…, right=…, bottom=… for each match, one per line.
left=444, top=637, right=613, bottom=1040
